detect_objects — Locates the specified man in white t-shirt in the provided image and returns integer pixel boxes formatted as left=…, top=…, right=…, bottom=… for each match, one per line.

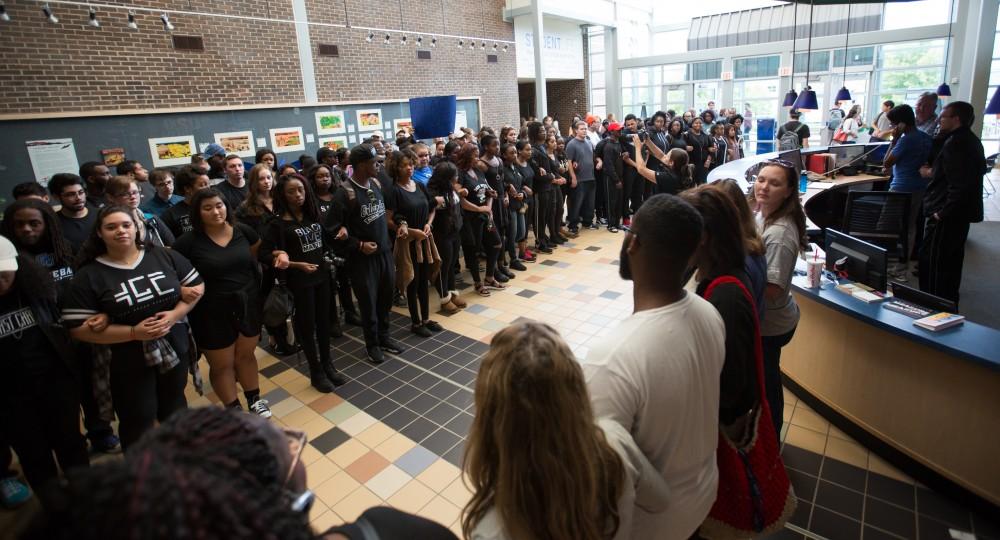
left=582, top=194, right=726, bottom=540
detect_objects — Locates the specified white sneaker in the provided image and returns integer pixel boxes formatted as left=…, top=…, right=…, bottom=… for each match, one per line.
left=249, top=398, right=272, bottom=419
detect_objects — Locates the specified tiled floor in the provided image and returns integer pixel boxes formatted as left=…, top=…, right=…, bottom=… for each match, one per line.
left=2, top=225, right=997, bottom=539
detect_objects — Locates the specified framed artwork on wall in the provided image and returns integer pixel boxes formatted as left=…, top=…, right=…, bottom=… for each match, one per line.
left=318, top=136, right=349, bottom=150
left=356, top=109, right=383, bottom=132
left=213, top=131, right=256, bottom=158
left=148, top=135, right=196, bottom=167
left=269, top=127, right=305, bottom=153
left=315, top=111, right=347, bottom=135
left=393, top=118, right=413, bottom=134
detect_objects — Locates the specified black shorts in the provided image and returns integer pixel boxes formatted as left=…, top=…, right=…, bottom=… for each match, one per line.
left=189, top=289, right=262, bottom=350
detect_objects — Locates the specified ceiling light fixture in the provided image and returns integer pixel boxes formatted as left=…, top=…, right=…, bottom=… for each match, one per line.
left=431, top=37, right=437, bottom=47
left=127, top=11, right=138, bottom=30
left=834, top=2, right=853, bottom=102
left=42, top=4, right=58, bottom=23
left=792, top=0, right=818, bottom=111
left=87, top=6, right=100, bottom=28
left=384, top=33, right=391, bottom=44
left=366, top=31, right=375, bottom=42
left=937, top=0, right=955, bottom=97
left=783, top=3, right=799, bottom=108
left=160, top=12, right=173, bottom=31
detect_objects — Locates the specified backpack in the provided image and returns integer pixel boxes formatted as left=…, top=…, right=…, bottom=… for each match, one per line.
left=778, top=123, right=804, bottom=151
left=826, top=108, right=845, bottom=131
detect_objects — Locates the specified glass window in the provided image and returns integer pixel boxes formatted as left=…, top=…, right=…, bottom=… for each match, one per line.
left=883, top=0, right=949, bottom=31
left=878, top=40, right=945, bottom=69
left=832, top=47, right=876, bottom=68
left=734, top=56, right=780, bottom=79
left=793, top=51, right=831, bottom=74
left=653, top=29, right=689, bottom=55
left=733, top=78, right=779, bottom=151
left=663, top=64, right=686, bottom=82
left=689, top=60, right=722, bottom=81
left=694, top=82, right=719, bottom=108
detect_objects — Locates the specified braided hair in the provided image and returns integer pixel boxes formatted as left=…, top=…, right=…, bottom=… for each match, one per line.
left=1, top=198, right=75, bottom=269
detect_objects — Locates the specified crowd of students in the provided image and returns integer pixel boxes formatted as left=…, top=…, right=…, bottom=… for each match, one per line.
left=0, top=106, right=824, bottom=539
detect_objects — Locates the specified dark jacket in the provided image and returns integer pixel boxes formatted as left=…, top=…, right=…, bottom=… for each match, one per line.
left=31, top=293, right=77, bottom=373
left=602, top=139, right=624, bottom=186
left=924, top=126, right=985, bottom=223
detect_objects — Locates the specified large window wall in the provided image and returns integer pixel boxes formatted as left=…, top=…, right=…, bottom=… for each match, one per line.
left=588, top=26, right=607, bottom=119
left=983, top=13, right=1000, bottom=149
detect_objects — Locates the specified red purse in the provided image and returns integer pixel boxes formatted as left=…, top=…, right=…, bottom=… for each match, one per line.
left=699, top=276, right=796, bottom=539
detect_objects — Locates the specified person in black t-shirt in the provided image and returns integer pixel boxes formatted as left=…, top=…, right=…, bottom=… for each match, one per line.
left=426, top=162, right=466, bottom=313
left=173, top=189, right=272, bottom=417
left=384, top=150, right=440, bottom=338
left=307, top=164, right=352, bottom=338
left=161, top=166, right=211, bottom=239
left=776, top=109, right=811, bottom=149
left=62, top=206, right=204, bottom=449
left=501, top=143, right=529, bottom=271
left=526, top=121, right=557, bottom=253
left=456, top=143, right=505, bottom=297
left=0, top=238, right=89, bottom=494
left=79, top=161, right=111, bottom=208
left=259, top=174, right=344, bottom=393
left=325, top=144, right=406, bottom=365
left=48, top=174, right=99, bottom=255
left=632, top=135, right=694, bottom=196
left=685, top=118, right=716, bottom=185
left=215, top=155, right=250, bottom=212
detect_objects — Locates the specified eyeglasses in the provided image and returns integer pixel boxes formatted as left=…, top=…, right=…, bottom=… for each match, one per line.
left=282, top=428, right=316, bottom=514
left=124, top=190, right=141, bottom=197
left=621, top=224, right=637, bottom=238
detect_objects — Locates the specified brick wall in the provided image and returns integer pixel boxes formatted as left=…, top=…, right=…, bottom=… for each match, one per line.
left=0, top=0, right=517, bottom=126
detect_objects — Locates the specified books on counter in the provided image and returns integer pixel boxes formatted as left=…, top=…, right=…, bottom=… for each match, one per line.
left=913, top=312, right=966, bottom=332
left=834, top=282, right=887, bottom=303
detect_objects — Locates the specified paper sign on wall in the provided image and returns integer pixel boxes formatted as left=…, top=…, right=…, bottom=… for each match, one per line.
left=26, top=138, right=80, bottom=187
left=454, top=110, right=468, bottom=134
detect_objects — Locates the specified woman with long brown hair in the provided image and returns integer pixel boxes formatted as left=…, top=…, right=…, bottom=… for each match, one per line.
left=716, top=178, right=767, bottom=323
left=748, top=161, right=808, bottom=441
left=463, top=321, right=667, bottom=540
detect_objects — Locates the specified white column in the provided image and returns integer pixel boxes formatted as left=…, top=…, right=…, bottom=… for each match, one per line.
left=605, top=27, right=620, bottom=118
left=291, top=0, right=317, bottom=103
left=953, top=0, right=998, bottom=136
left=531, top=0, right=547, bottom=119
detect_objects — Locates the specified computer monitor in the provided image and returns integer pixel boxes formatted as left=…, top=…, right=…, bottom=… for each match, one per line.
left=889, top=282, right=958, bottom=313
left=830, top=145, right=865, bottom=169
left=865, top=142, right=890, bottom=167
left=777, top=148, right=803, bottom=177
left=825, top=228, right=888, bottom=292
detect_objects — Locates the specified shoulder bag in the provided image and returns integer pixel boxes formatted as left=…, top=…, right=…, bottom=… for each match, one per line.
left=262, top=221, right=296, bottom=328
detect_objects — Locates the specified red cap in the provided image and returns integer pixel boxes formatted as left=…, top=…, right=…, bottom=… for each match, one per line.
left=607, top=122, right=623, bottom=132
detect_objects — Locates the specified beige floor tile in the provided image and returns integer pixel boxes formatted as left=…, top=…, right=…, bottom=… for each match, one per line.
left=828, top=425, right=854, bottom=442
left=416, top=495, right=462, bottom=528
left=311, top=509, right=342, bottom=535
left=282, top=374, right=313, bottom=394
left=783, top=403, right=795, bottom=422
left=282, top=404, right=322, bottom=427
left=365, top=464, right=412, bottom=500
left=270, top=369, right=300, bottom=387
left=305, top=456, right=342, bottom=487
left=450, top=519, right=464, bottom=538
left=328, top=438, right=370, bottom=467
left=314, top=470, right=362, bottom=507
left=294, top=386, right=326, bottom=405
left=824, top=436, right=869, bottom=469
left=259, top=378, right=278, bottom=394
left=387, top=479, right=437, bottom=514
left=256, top=349, right=278, bottom=364
left=307, top=498, right=330, bottom=525
left=337, top=411, right=378, bottom=436
left=374, top=432, right=417, bottom=462
left=415, top=459, right=461, bottom=493
left=440, top=475, right=474, bottom=509
left=344, top=451, right=391, bottom=483
left=300, top=441, right=324, bottom=466
left=324, top=402, right=362, bottom=425
left=790, top=407, right=830, bottom=434
left=271, top=397, right=305, bottom=418
left=355, top=422, right=396, bottom=449
left=784, top=424, right=828, bottom=455
left=868, top=453, right=915, bottom=484
left=301, top=416, right=335, bottom=441
left=331, top=486, right=385, bottom=522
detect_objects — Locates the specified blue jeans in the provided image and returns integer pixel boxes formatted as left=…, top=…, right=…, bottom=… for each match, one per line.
left=569, top=181, right=596, bottom=229
left=761, top=326, right=796, bottom=446
left=507, top=209, right=526, bottom=260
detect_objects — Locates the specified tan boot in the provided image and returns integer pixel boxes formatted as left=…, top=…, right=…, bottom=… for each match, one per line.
left=450, top=290, right=468, bottom=308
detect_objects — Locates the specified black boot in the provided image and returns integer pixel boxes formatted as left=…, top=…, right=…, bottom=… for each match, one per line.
left=344, top=309, right=362, bottom=326
left=308, top=359, right=334, bottom=393
left=322, top=359, right=346, bottom=386
left=329, top=318, right=343, bottom=338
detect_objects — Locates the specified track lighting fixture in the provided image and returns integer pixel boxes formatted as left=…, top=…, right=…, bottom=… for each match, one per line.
left=42, top=4, right=58, bottom=24
left=480, top=41, right=486, bottom=50
left=0, top=2, right=10, bottom=22
left=458, top=40, right=464, bottom=48
left=88, top=7, right=100, bottom=28
left=468, top=41, right=475, bottom=50
left=400, top=35, right=407, bottom=45
left=492, top=43, right=498, bottom=52
left=384, top=33, right=390, bottom=44
left=160, top=12, right=173, bottom=31
left=127, top=11, right=137, bottom=30
left=503, top=44, right=508, bottom=53
left=431, top=37, right=437, bottom=47
left=366, top=31, right=375, bottom=42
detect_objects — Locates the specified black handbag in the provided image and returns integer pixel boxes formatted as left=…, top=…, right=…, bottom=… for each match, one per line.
left=262, top=221, right=295, bottom=328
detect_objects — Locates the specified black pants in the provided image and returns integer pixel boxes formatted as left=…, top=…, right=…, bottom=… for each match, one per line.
left=407, top=245, right=431, bottom=325
left=552, top=186, right=565, bottom=234
left=336, top=266, right=357, bottom=316
left=289, top=276, right=331, bottom=367
left=74, top=342, right=113, bottom=442
left=349, top=250, right=395, bottom=346
left=623, top=167, right=643, bottom=216
left=569, top=181, right=596, bottom=228
left=434, top=232, right=459, bottom=297
left=0, top=372, right=88, bottom=491
left=534, top=189, right=555, bottom=246
left=761, top=327, right=796, bottom=446
left=110, top=343, right=189, bottom=449
left=607, top=179, right=623, bottom=228
left=919, top=218, right=971, bottom=306
left=461, top=215, right=500, bottom=283
left=595, top=172, right=608, bottom=220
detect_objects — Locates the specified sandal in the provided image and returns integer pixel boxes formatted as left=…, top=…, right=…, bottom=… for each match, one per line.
left=475, top=283, right=491, bottom=297
left=484, top=279, right=507, bottom=290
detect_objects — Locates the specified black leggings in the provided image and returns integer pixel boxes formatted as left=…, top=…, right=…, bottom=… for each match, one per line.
left=407, top=244, right=431, bottom=325
left=110, top=342, right=189, bottom=449
left=534, top=190, right=555, bottom=246
left=290, top=277, right=331, bottom=367
left=434, top=233, right=459, bottom=298
left=460, top=215, right=500, bottom=283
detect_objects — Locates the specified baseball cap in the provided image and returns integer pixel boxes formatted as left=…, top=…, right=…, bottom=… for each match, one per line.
left=0, top=236, right=18, bottom=272
left=349, top=144, right=378, bottom=166
left=204, top=143, right=226, bottom=159
left=585, top=114, right=599, bottom=125
left=607, top=122, right=623, bottom=132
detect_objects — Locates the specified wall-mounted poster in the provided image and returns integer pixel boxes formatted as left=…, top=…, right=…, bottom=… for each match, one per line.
left=315, top=110, right=346, bottom=135
left=26, top=138, right=80, bottom=187
left=318, top=136, right=349, bottom=151
left=214, top=131, right=256, bottom=158
left=269, top=127, right=305, bottom=153
left=101, top=147, right=125, bottom=166
left=148, top=135, right=196, bottom=167
left=393, top=118, right=413, bottom=134
left=356, top=109, right=383, bottom=132
left=454, top=110, right=468, bottom=133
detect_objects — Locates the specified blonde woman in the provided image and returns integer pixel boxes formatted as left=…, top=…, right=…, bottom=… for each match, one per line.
left=463, top=321, right=668, bottom=540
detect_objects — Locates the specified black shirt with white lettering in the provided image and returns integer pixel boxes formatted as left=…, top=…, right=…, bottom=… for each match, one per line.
left=325, top=178, right=391, bottom=255
left=460, top=169, right=491, bottom=220
left=261, top=215, right=327, bottom=286
left=0, top=290, right=57, bottom=378
left=161, top=200, right=193, bottom=239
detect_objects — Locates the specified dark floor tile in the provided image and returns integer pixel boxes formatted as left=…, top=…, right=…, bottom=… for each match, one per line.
left=433, top=344, right=463, bottom=360
left=429, top=360, right=461, bottom=378
left=333, top=379, right=366, bottom=399
left=787, top=468, right=819, bottom=503
left=451, top=336, right=478, bottom=350
left=788, top=498, right=812, bottom=528
left=862, top=525, right=905, bottom=540
left=364, top=398, right=400, bottom=420
left=370, top=375, right=403, bottom=396
left=400, top=417, right=437, bottom=443
left=864, top=497, right=915, bottom=539
left=916, top=488, right=972, bottom=529
left=539, top=259, right=558, bottom=266
left=448, top=368, right=476, bottom=386
left=761, top=528, right=804, bottom=540
left=341, top=361, right=374, bottom=379
left=405, top=392, right=441, bottom=415
left=446, top=389, right=474, bottom=409
left=260, top=362, right=290, bottom=378
left=348, top=388, right=382, bottom=409
left=919, top=515, right=965, bottom=539
left=442, top=441, right=465, bottom=467
left=444, top=412, right=473, bottom=437
left=809, top=505, right=861, bottom=540
left=516, top=289, right=539, bottom=298
left=397, top=346, right=428, bottom=362
left=449, top=350, right=478, bottom=366
left=410, top=372, right=440, bottom=391
left=426, top=380, right=460, bottom=400
left=411, top=353, right=443, bottom=368
left=781, top=444, right=823, bottom=476
left=292, top=363, right=311, bottom=376
left=386, top=383, right=421, bottom=406
left=467, top=342, right=489, bottom=355
left=262, top=387, right=291, bottom=404
left=973, top=512, right=1000, bottom=539
left=815, top=480, right=864, bottom=519
left=466, top=358, right=482, bottom=371
left=422, top=428, right=462, bottom=456
left=354, top=369, right=388, bottom=387
left=340, top=340, right=367, bottom=355
left=382, top=407, right=419, bottom=431
left=866, top=473, right=914, bottom=509
left=425, top=402, right=462, bottom=425
left=820, top=457, right=868, bottom=493
left=375, top=360, right=406, bottom=375
left=585, top=246, right=602, bottom=252
left=413, top=339, right=443, bottom=354
left=393, top=365, right=423, bottom=382
left=310, top=427, right=351, bottom=454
